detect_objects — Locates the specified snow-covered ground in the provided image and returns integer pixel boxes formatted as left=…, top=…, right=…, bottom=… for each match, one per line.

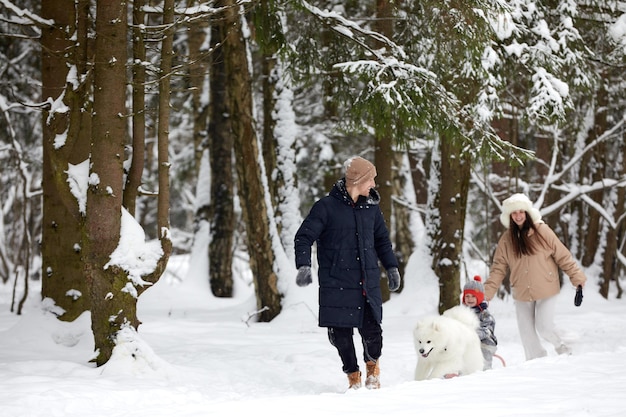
left=1, top=250, right=625, bottom=417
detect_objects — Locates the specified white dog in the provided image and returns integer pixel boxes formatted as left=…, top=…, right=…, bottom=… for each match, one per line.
left=413, top=305, right=484, bottom=380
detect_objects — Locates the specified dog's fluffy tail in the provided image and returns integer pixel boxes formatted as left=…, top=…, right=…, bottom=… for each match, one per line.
left=442, top=305, right=479, bottom=330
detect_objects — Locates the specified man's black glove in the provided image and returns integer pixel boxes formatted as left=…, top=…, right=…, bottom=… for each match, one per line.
left=574, top=285, right=583, bottom=307
left=387, top=267, right=401, bottom=292
left=296, top=266, right=312, bottom=287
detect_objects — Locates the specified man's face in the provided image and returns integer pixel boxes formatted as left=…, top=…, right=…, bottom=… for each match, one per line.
left=355, top=175, right=376, bottom=197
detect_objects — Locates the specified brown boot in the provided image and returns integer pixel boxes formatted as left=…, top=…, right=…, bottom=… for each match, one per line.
left=365, top=360, right=380, bottom=389
left=347, top=371, right=362, bottom=390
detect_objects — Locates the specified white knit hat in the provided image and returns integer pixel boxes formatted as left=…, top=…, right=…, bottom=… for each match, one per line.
left=499, top=193, right=542, bottom=227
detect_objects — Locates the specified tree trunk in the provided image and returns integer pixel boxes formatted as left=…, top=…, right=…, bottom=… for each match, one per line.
left=601, top=127, right=626, bottom=299
left=86, top=0, right=130, bottom=365
left=374, top=0, right=396, bottom=301
left=41, top=0, right=90, bottom=320
left=261, top=52, right=279, bottom=210
left=123, top=0, right=147, bottom=216
left=187, top=0, right=210, bottom=174
left=256, top=1, right=290, bottom=244
left=580, top=85, right=607, bottom=267
left=407, top=145, right=430, bottom=225
left=375, top=141, right=393, bottom=301
left=86, top=0, right=172, bottom=366
left=393, top=150, right=414, bottom=291
left=253, top=1, right=300, bottom=258
left=222, top=0, right=281, bottom=321
left=207, top=9, right=235, bottom=298
left=432, top=135, right=470, bottom=314
left=156, top=0, right=174, bottom=243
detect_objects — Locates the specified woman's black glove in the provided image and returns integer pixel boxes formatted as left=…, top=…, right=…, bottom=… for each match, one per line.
left=574, top=285, right=583, bottom=306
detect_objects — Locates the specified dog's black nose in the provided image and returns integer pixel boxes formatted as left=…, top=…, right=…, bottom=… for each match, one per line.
left=419, top=348, right=424, bottom=354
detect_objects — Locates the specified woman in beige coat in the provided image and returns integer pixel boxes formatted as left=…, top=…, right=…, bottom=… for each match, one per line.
left=484, top=194, right=587, bottom=360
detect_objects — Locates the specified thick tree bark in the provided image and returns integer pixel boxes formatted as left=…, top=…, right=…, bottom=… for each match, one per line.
left=375, top=142, right=394, bottom=300
left=87, top=0, right=172, bottom=366
left=123, top=0, right=147, bottom=216
left=86, top=0, right=130, bottom=365
left=253, top=1, right=300, bottom=257
left=261, top=52, right=279, bottom=210
left=187, top=1, right=210, bottom=174
left=601, top=127, right=626, bottom=299
left=372, top=0, right=394, bottom=224
left=207, top=10, right=235, bottom=298
left=407, top=145, right=430, bottom=223
left=374, top=0, right=397, bottom=300
left=41, top=0, right=90, bottom=320
left=222, top=0, right=281, bottom=321
left=393, top=151, right=414, bottom=291
left=580, top=85, right=607, bottom=267
left=156, top=0, right=174, bottom=243
left=432, top=135, right=470, bottom=314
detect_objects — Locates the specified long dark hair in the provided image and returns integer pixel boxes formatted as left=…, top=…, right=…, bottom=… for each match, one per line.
left=509, top=212, right=539, bottom=257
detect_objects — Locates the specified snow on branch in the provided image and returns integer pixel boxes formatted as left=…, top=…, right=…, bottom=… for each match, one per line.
left=297, top=0, right=406, bottom=62
left=104, top=209, right=164, bottom=298
left=542, top=178, right=626, bottom=219
left=330, top=55, right=464, bottom=141
left=528, top=68, right=570, bottom=122
left=0, top=0, right=53, bottom=27
left=553, top=115, right=626, bottom=184
left=334, top=58, right=448, bottom=107
left=608, top=13, right=626, bottom=55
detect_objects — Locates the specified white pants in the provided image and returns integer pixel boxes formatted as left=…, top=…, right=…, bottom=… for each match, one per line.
left=514, top=296, right=565, bottom=360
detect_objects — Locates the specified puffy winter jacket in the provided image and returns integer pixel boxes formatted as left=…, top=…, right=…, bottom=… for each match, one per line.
left=472, top=303, right=497, bottom=347
left=294, top=179, right=398, bottom=328
left=485, top=222, right=587, bottom=302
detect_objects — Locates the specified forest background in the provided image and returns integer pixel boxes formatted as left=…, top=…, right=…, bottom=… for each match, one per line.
left=0, top=0, right=625, bottom=366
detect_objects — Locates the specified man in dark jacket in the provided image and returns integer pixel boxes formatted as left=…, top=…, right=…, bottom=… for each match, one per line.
left=294, top=156, right=401, bottom=390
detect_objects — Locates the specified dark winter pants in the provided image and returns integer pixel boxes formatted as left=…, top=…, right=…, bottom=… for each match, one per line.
left=327, top=302, right=382, bottom=374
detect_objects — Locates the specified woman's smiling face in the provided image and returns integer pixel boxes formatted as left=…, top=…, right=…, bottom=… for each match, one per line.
left=511, top=209, right=527, bottom=227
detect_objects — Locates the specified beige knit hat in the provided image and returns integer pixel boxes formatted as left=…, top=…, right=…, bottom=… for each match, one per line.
left=499, top=193, right=542, bottom=227
left=344, top=156, right=377, bottom=185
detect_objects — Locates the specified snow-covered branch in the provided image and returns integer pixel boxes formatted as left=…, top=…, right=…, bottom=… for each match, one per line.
left=297, top=0, right=406, bottom=62
left=548, top=115, right=626, bottom=186
left=0, top=0, right=53, bottom=27
left=541, top=178, right=626, bottom=219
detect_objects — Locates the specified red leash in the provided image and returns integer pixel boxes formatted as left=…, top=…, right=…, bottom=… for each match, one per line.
left=494, top=353, right=506, bottom=367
